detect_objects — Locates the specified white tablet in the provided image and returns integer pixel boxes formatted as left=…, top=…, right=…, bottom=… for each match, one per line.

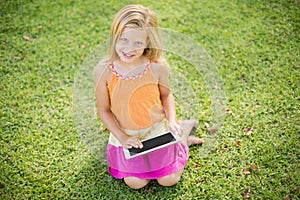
left=123, top=132, right=181, bottom=160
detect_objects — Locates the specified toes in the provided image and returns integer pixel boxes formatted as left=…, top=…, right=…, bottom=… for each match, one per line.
left=187, top=136, right=204, bottom=146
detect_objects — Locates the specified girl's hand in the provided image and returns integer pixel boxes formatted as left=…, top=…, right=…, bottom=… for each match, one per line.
left=168, top=120, right=181, bottom=136
left=122, top=136, right=143, bottom=149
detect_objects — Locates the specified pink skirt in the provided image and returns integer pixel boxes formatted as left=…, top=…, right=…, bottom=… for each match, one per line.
left=106, top=142, right=189, bottom=179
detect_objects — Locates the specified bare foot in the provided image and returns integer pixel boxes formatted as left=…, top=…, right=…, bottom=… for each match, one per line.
left=178, top=119, right=204, bottom=146
left=187, top=136, right=204, bottom=146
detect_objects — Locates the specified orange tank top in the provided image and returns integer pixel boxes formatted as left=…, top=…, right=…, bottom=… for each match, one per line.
left=107, top=61, right=166, bottom=130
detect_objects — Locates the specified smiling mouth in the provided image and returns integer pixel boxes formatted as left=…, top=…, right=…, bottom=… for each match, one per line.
left=122, top=51, right=134, bottom=59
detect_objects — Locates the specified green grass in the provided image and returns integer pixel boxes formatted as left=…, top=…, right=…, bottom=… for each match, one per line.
left=1, top=0, right=299, bottom=199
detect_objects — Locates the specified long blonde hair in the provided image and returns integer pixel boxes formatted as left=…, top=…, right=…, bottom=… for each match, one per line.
left=107, top=5, right=162, bottom=63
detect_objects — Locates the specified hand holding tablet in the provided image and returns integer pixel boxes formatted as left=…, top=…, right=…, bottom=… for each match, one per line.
left=123, top=132, right=181, bottom=159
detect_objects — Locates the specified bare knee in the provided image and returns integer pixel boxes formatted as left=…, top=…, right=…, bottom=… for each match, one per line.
left=124, top=177, right=149, bottom=189
left=157, top=172, right=182, bottom=187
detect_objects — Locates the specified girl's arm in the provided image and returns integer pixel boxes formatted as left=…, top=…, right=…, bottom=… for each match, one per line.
left=153, top=63, right=181, bottom=134
left=95, top=64, right=143, bottom=148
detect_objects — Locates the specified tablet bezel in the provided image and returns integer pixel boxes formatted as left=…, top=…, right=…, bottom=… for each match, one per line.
left=123, top=132, right=181, bottom=160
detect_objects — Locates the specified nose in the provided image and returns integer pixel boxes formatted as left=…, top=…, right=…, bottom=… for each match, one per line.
left=125, top=43, right=137, bottom=52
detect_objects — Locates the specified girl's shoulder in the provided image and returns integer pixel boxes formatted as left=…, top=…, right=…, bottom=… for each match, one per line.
left=151, top=59, right=170, bottom=78
left=95, top=59, right=112, bottom=84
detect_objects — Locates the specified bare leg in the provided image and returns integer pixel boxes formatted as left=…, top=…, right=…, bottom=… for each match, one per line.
left=157, top=120, right=203, bottom=187
left=157, top=169, right=183, bottom=186
left=124, top=177, right=150, bottom=189
left=157, top=120, right=204, bottom=187
left=178, top=119, right=204, bottom=146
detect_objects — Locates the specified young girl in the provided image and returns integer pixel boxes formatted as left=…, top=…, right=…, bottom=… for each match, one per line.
left=95, top=4, right=204, bottom=189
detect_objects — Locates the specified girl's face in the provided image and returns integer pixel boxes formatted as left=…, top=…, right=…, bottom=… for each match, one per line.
left=115, top=28, right=148, bottom=66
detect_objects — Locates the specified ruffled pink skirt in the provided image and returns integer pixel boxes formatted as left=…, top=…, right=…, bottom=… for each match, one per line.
left=106, top=142, right=189, bottom=179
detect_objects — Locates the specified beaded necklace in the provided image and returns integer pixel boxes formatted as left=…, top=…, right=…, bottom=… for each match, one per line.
left=109, top=60, right=152, bottom=80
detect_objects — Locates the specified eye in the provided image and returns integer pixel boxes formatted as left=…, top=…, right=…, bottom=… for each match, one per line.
left=120, top=38, right=128, bottom=42
left=135, top=41, right=144, bottom=46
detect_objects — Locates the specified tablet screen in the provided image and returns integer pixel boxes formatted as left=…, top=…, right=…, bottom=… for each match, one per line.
left=128, top=132, right=176, bottom=156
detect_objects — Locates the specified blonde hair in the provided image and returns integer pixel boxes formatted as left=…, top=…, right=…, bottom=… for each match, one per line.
left=107, top=5, right=162, bottom=63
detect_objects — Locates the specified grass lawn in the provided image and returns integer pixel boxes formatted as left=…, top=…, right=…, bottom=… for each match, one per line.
left=1, top=0, right=299, bottom=199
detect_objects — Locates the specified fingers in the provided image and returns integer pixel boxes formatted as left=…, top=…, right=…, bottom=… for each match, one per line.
left=169, top=121, right=182, bottom=136
left=169, top=126, right=179, bottom=135
left=124, top=137, right=143, bottom=149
